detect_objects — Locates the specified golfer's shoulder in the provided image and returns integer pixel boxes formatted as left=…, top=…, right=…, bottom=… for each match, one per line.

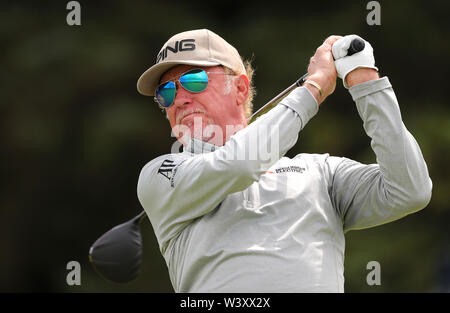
left=292, top=152, right=333, bottom=164
left=291, top=152, right=349, bottom=170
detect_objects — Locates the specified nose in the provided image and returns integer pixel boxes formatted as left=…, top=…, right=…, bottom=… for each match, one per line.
left=172, top=82, right=193, bottom=107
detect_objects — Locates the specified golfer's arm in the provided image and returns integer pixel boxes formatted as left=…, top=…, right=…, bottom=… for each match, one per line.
left=138, top=87, right=318, bottom=251
left=328, top=77, right=432, bottom=232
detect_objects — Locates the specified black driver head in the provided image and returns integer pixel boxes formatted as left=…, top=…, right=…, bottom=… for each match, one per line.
left=89, top=212, right=147, bottom=283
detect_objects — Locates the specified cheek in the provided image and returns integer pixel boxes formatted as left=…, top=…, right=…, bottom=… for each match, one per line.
left=205, top=101, right=228, bottom=123
left=214, top=95, right=241, bottom=120
left=206, top=91, right=234, bottom=114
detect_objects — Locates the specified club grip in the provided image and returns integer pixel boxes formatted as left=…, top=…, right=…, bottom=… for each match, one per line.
left=347, top=38, right=365, bottom=56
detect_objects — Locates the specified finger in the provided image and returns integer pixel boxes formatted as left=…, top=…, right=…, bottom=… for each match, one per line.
left=315, top=35, right=343, bottom=57
left=332, top=34, right=362, bottom=59
left=322, top=35, right=343, bottom=50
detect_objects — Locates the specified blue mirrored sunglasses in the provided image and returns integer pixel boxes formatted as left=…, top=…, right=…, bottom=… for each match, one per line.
left=154, top=68, right=234, bottom=108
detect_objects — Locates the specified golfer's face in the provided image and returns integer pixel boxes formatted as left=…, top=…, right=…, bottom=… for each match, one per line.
left=162, top=65, right=244, bottom=146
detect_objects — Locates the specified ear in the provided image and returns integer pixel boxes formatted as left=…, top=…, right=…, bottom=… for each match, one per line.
left=235, top=74, right=249, bottom=106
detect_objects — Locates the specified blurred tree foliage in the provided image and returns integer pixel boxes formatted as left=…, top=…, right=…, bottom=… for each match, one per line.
left=1, top=0, right=449, bottom=292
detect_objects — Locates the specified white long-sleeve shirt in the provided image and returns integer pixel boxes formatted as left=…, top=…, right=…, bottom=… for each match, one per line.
left=137, top=77, right=432, bottom=292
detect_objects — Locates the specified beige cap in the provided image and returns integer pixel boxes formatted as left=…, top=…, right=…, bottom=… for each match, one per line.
left=137, top=29, right=246, bottom=96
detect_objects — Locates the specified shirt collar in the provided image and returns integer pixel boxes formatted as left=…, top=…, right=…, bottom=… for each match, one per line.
left=183, top=138, right=218, bottom=154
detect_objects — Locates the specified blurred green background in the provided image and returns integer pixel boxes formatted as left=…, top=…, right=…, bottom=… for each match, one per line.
left=1, top=1, right=449, bottom=292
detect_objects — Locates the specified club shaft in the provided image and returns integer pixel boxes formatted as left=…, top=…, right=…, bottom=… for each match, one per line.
left=247, top=73, right=308, bottom=124
left=133, top=210, right=147, bottom=224
left=247, top=38, right=364, bottom=125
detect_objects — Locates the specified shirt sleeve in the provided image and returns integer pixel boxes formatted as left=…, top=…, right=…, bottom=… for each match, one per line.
left=138, top=87, right=319, bottom=253
left=327, top=77, right=432, bottom=233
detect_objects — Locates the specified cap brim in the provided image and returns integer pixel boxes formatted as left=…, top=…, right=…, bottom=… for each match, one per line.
left=137, top=60, right=220, bottom=96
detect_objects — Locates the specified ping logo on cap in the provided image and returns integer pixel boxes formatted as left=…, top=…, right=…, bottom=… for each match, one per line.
left=156, top=39, right=196, bottom=63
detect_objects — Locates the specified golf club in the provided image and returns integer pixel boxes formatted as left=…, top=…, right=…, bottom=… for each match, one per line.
left=88, top=37, right=365, bottom=283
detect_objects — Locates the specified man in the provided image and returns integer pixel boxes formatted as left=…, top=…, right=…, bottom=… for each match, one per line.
left=136, top=29, right=432, bottom=292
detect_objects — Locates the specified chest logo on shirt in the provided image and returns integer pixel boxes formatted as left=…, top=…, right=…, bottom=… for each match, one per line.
left=263, top=166, right=306, bottom=175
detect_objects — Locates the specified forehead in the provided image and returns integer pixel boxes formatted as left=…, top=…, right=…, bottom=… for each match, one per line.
left=160, top=65, right=224, bottom=82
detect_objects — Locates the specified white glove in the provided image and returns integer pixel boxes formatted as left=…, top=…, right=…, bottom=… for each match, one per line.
left=332, top=35, right=378, bottom=88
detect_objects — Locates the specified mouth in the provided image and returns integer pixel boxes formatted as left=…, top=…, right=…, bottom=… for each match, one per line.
left=176, top=108, right=207, bottom=125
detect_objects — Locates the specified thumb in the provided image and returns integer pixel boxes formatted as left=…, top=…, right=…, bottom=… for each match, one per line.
left=332, top=34, right=362, bottom=60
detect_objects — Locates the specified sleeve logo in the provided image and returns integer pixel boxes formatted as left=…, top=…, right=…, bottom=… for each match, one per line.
left=158, top=159, right=185, bottom=187
left=157, top=159, right=176, bottom=181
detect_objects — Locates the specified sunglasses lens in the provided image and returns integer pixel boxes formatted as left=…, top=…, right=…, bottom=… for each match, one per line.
left=155, top=81, right=176, bottom=107
left=180, top=69, right=208, bottom=93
